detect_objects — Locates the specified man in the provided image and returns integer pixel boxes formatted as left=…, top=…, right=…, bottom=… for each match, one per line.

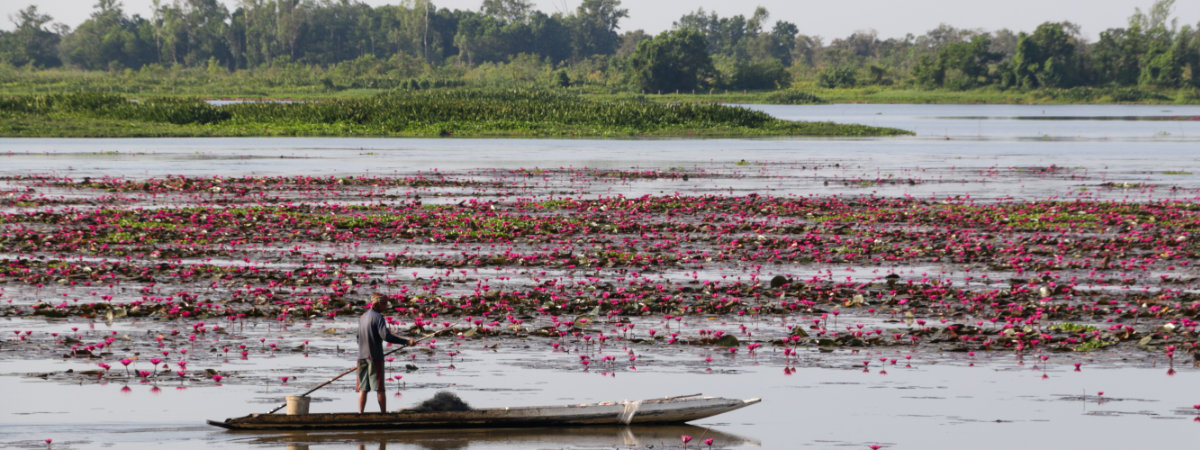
left=357, top=295, right=413, bottom=413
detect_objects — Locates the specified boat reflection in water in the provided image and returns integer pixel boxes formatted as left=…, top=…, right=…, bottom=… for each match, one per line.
left=237, top=424, right=760, bottom=450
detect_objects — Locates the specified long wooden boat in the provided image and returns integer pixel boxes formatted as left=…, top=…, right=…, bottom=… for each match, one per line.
left=208, top=394, right=760, bottom=431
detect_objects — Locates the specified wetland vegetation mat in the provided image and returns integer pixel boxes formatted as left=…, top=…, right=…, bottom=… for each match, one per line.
left=0, top=91, right=910, bottom=138
left=1, top=163, right=1198, bottom=388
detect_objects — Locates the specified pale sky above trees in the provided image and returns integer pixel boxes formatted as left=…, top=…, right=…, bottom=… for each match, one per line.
left=4, top=0, right=1199, bottom=41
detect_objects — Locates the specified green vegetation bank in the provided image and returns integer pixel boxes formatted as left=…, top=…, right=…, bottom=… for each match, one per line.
left=0, top=90, right=909, bottom=138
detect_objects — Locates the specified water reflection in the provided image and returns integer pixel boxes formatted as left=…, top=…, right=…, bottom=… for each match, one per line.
left=236, top=425, right=757, bottom=450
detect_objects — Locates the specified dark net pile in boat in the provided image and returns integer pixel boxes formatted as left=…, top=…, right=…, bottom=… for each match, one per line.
left=407, top=391, right=472, bottom=412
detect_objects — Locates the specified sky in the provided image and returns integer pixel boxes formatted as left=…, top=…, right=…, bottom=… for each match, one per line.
left=3, top=0, right=1199, bottom=42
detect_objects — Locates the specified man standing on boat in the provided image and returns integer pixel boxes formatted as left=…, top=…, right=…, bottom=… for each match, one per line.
left=357, top=295, right=414, bottom=413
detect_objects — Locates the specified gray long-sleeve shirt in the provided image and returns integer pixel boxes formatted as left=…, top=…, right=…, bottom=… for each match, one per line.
left=357, top=309, right=408, bottom=361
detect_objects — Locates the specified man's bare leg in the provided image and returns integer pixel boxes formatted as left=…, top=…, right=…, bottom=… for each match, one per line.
left=377, top=392, right=387, bottom=412
left=358, top=390, right=368, bottom=414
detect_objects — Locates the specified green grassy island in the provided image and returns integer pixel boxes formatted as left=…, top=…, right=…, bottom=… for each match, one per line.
left=0, top=90, right=911, bottom=138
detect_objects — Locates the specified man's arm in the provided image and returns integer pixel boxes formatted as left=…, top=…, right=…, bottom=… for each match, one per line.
left=375, top=317, right=413, bottom=346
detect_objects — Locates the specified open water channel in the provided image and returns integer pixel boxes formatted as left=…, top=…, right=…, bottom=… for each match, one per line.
left=2, top=104, right=1200, bottom=449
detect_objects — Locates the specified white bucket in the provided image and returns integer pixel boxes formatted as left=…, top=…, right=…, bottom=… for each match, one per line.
left=286, top=396, right=310, bottom=415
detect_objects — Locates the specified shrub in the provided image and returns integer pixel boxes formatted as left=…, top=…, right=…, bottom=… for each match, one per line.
left=764, top=90, right=825, bottom=104
left=728, top=60, right=791, bottom=90
left=817, top=66, right=857, bottom=88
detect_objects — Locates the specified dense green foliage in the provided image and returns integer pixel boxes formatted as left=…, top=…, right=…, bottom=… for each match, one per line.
left=1, top=0, right=1197, bottom=97
left=625, top=29, right=715, bottom=93
left=0, top=92, right=228, bottom=124
left=0, top=90, right=910, bottom=137
left=764, top=90, right=825, bottom=104
left=0, top=6, right=61, bottom=68
left=913, top=35, right=1002, bottom=89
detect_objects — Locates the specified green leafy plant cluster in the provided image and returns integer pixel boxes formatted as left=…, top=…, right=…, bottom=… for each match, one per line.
left=764, top=90, right=826, bottom=104
left=225, top=89, right=777, bottom=129
left=0, top=92, right=228, bottom=124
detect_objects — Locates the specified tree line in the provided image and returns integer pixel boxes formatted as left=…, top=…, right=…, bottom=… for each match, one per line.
left=1, top=0, right=1197, bottom=94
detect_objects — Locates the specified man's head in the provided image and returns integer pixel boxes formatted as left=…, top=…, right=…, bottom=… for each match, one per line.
left=369, top=295, right=388, bottom=313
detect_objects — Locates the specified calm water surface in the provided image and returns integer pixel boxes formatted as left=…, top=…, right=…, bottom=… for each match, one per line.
left=1, top=104, right=1198, bottom=449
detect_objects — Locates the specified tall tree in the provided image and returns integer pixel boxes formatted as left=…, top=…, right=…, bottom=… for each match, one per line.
left=1139, top=31, right=1188, bottom=87
left=1011, top=22, right=1080, bottom=88
left=481, top=0, right=531, bottom=24
left=1092, top=25, right=1146, bottom=86
left=1129, top=0, right=1193, bottom=87
left=615, top=29, right=650, bottom=58
left=60, top=0, right=157, bottom=69
left=293, top=0, right=370, bottom=65
left=673, top=8, right=720, bottom=53
left=527, top=11, right=571, bottom=63
left=453, top=12, right=504, bottom=65
left=276, top=0, right=308, bottom=59
left=674, top=7, right=761, bottom=59
left=570, top=0, right=627, bottom=59
left=227, top=0, right=279, bottom=68
left=625, top=28, right=713, bottom=92
left=768, top=21, right=798, bottom=64
left=790, top=34, right=822, bottom=68
left=747, top=7, right=769, bottom=34
left=914, top=34, right=1000, bottom=89
left=1, top=5, right=62, bottom=67
left=823, top=31, right=884, bottom=68
left=187, top=0, right=230, bottom=65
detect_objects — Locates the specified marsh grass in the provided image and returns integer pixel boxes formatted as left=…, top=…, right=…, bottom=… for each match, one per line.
left=0, top=90, right=911, bottom=138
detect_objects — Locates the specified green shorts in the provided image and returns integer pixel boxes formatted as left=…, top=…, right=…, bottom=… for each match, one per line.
left=356, top=358, right=385, bottom=392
